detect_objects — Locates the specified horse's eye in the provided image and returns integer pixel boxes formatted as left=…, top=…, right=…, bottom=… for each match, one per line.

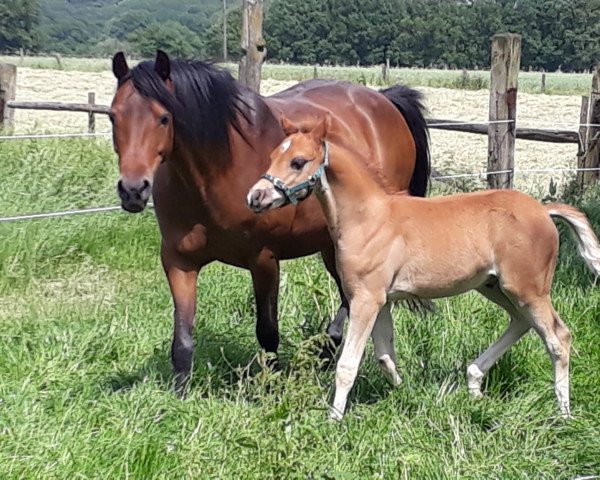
left=159, top=114, right=170, bottom=126
left=291, top=157, right=308, bottom=171
left=108, top=113, right=115, bottom=124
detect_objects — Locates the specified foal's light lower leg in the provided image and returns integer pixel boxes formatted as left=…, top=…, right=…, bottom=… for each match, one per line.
left=330, top=298, right=382, bottom=421
left=371, top=302, right=401, bottom=386
left=467, top=317, right=530, bottom=397
left=530, top=304, right=572, bottom=418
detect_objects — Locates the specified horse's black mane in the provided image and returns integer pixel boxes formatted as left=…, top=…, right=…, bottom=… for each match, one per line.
left=121, top=59, right=251, bottom=149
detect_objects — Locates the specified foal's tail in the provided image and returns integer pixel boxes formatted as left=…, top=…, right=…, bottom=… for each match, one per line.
left=380, top=85, right=431, bottom=197
left=546, top=203, right=600, bottom=276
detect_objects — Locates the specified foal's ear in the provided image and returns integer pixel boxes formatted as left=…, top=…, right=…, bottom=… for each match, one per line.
left=112, top=52, right=129, bottom=81
left=280, top=114, right=299, bottom=136
left=311, top=113, right=332, bottom=141
left=155, top=50, right=171, bottom=81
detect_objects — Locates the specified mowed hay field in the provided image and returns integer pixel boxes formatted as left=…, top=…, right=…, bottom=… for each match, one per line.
left=13, top=66, right=583, bottom=194
left=1, top=66, right=600, bottom=478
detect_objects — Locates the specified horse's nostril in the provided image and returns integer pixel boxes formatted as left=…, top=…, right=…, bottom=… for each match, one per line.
left=142, top=179, right=151, bottom=192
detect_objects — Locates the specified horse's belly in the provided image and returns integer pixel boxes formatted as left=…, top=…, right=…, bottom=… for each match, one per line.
left=389, top=267, right=495, bottom=300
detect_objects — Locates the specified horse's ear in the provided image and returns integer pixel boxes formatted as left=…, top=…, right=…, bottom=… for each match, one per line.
left=311, top=113, right=331, bottom=141
left=112, top=52, right=129, bottom=81
left=155, top=50, right=171, bottom=81
left=280, top=114, right=299, bottom=136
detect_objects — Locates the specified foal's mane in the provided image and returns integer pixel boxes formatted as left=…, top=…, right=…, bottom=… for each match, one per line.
left=121, top=59, right=252, bottom=152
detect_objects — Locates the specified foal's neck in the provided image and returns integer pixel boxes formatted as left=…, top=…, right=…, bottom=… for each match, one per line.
left=316, top=145, right=388, bottom=236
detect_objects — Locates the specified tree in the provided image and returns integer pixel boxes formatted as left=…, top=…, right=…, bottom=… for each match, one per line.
left=0, top=0, right=41, bottom=52
left=127, top=21, right=205, bottom=58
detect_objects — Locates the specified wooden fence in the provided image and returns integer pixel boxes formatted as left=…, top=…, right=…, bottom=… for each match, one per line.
left=1, top=33, right=599, bottom=189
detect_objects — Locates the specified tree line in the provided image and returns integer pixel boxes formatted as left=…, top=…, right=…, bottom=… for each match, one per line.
left=1, top=0, right=599, bottom=72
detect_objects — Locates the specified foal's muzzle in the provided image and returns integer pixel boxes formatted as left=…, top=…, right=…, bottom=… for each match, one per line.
left=117, top=177, right=151, bottom=213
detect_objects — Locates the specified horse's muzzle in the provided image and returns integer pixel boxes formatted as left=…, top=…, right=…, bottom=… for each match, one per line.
left=117, top=177, right=151, bottom=213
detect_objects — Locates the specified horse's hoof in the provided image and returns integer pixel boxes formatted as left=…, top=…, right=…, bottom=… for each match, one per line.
left=319, top=342, right=339, bottom=370
left=174, top=372, right=190, bottom=398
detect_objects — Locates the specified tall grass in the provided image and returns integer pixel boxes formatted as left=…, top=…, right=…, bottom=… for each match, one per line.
left=0, top=138, right=599, bottom=477
left=0, top=55, right=593, bottom=95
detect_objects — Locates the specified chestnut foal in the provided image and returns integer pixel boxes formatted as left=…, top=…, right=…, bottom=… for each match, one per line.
left=248, top=114, right=600, bottom=420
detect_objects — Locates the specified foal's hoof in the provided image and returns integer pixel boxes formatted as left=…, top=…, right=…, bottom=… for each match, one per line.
left=328, top=406, right=344, bottom=422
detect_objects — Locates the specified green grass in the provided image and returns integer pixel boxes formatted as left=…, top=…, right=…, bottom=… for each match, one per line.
left=1, top=138, right=600, bottom=478
left=0, top=55, right=593, bottom=95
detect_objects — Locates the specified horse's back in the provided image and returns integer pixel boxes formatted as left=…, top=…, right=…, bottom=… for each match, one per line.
left=265, top=80, right=416, bottom=192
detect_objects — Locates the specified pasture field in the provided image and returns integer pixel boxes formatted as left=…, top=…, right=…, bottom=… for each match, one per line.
left=0, top=54, right=594, bottom=96
left=1, top=137, right=600, bottom=478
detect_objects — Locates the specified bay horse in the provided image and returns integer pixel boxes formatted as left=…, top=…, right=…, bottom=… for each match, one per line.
left=109, top=51, right=430, bottom=390
left=247, top=114, right=600, bottom=420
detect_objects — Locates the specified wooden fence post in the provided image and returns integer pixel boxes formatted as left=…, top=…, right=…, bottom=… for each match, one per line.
left=541, top=72, right=546, bottom=93
left=487, top=33, right=521, bottom=189
left=87, top=92, right=96, bottom=134
left=0, top=64, right=17, bottom=130
left=581, top=65, right=600, bottom=187
left=238, top=0, right=266, bottom=93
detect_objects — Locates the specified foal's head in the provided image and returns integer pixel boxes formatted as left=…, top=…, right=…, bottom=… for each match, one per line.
left=247, top=114, right=331, bottom=213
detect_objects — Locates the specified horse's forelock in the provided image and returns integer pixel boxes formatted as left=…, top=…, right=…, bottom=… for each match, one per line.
left=125, top=59, right=248, bottom=153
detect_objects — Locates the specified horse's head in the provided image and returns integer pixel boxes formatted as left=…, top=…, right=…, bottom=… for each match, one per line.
left=247, top=114, right=331, bottom=213
left=110, top=50, right=175, bottom=213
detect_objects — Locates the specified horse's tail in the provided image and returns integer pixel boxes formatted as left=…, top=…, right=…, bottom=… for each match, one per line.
left=546, top=203, right=600, bottom=276
left=379, top=85, right=431, bottom=197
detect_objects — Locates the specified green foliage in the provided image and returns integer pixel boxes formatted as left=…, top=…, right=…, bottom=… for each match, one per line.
left=264, top=0, right=600, bottom=71
left=6, top=0, right=598, bottom=70
left=1, top=138, right=600, bottom=476
left=0, top=0, right=41, bottom=52
left=127, top=21, right=204, bottom=59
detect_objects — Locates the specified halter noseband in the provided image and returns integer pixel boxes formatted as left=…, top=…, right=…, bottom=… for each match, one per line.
left=261, top=141, right=330, bottom=206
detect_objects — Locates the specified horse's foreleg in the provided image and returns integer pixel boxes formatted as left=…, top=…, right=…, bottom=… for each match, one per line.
left=163, top=249, right=201, bottom=395
left=330, top=294, right=384, bottom=421
left=321, top=246, right=349, bottom=354
left=250, top=250, right=280, bottom=361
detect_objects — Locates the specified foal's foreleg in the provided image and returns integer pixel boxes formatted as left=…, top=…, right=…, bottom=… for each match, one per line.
left=163, top=251, right=201, bottom=395
left=250, top=250, right=280, bottom=361
left=330, top=294, right=384, bottom=421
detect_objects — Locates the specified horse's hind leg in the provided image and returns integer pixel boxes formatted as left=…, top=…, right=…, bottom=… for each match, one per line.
left=522, top=297, right=572, bottom=418
left=250, top=249, right=280, bottom=363
left=469, top=283, right=530, bottom=397
left=321, top=246, right=349, bottom=353
left=371, top=302, right=401, bottom=386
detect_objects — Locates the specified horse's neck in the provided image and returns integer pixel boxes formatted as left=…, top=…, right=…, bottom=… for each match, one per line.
left=316, top=149, right=387, bottom=238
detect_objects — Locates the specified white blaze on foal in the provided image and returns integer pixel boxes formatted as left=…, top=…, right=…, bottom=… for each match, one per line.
left=247, top=113, right=600, bottom=420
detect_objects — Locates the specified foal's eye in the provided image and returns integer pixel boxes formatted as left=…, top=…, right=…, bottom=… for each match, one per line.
left=290, top=157, right=308, bottom=171
left=159, top=114, right=170, bottom=126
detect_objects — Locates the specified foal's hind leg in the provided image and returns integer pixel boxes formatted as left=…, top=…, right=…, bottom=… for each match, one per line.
left=250, top=249, right=280, bottom=364
left=371, top=302, right=401, bottom=386
left=469, top=283, right=530, bottom=398
left=321, top=246, right=349, bottom=354
left=522, top=298, right=572, bottom=418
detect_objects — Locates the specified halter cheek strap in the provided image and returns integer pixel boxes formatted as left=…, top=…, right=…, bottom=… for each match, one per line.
left=261, top=141, right=330, bottom=206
